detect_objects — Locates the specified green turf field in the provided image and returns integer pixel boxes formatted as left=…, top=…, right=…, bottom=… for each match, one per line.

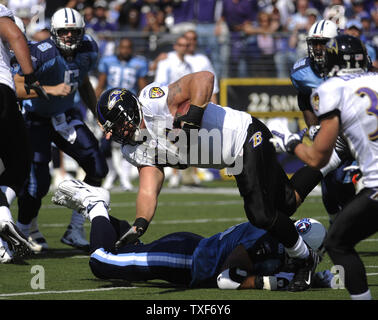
left=1, top=182, right=377, bottom=301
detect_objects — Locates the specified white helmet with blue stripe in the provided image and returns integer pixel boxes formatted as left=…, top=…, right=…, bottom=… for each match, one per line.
left=295, top=218, right=327, bottom=255
left=50, top=7, right=85, bottom=53
left=306, top=19, right=338, bottom=71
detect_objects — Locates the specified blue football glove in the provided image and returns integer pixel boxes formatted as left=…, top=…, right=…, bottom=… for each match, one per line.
left=269, top=128, right=307, bottom=154
left=312, top=270, right=334, bottom=288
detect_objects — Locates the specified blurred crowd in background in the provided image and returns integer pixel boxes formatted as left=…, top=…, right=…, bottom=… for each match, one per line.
left=3, top=0, right=378, bottom=188
left=4, top=0, right=378, bottom=80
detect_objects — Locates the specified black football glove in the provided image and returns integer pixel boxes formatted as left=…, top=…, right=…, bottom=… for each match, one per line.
left=334, top=135, right=353, bottom=161
left=173, top=104, right=205, bottom=152
left=173, top=104, right=204, bottom=131
left=24, top=72, right=49, bottom=100
left=115, top=217, right=149, bottom=249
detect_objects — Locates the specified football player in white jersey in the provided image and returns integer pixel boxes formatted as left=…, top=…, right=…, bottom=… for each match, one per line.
left=270, top=34, right=378, bottom=300
left=93, top=70, right=329, bottom=291
left=0, top=4, right=46, bottom=263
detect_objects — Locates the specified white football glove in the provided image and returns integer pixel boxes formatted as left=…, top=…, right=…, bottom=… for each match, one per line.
left=52, top=179, right=110, bottom=219
left=308, top=125, right=320, bottom=141
left=269, top=128, right=307, bottom=154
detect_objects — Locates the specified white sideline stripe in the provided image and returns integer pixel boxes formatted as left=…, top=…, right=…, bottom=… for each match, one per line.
left=40, top=197, right=322, bottom=211
left=0, top=286, right=136, bottom=298
left=40, top=199, right=244, bottom=210
left=40, top=217, right=247, bottom=228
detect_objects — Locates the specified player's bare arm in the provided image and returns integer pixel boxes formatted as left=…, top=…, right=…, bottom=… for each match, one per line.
left=0, top=17, right=33, bottom=75
left=167, top=71, right=214, bottom=114
left=295, top=115, right=339, bottom=168
left=14, top=74, right=71, bottom=99
left=303, top=109, right=320, bottom=127
left=79, top=75, right=97, bottom=116
left=136, top=165, right=165, bottom=223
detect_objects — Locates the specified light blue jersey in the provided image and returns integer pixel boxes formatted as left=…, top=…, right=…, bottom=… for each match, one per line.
left=190, top=222, right=285, bottom=287
left=97, top=54, right=148, bottom=95
left=290, top=57, right=326, bottom=111
left=19, top=35, right=98, bottom=117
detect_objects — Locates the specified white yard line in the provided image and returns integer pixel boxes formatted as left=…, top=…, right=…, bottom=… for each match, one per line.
left=0, top=286, right=136, bottom=298
left=2, top=272, right=378, bottom=298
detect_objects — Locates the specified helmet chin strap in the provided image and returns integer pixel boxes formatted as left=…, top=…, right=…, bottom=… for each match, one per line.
left=328, top=65, right=365, bottom=77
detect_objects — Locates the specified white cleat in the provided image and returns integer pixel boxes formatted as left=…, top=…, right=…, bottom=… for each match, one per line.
left=0, top=238, right=13, bottom=263
left=52, top=179, right=110, bottom=219
left=0, top=220, right=32, bottom=258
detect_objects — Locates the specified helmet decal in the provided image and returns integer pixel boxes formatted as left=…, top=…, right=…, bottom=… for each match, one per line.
left=295, top=218, right=312, bottom=235
left=295, top=218, right=327, bottom=253
left=108, top=89, right=126, bottom=111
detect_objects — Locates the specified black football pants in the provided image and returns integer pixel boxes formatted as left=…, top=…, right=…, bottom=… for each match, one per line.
left=234, top=117, right=299, bottom=248
left=324, top=187, right=378, bottom=295
left=0, top=84, right=31, bottom=197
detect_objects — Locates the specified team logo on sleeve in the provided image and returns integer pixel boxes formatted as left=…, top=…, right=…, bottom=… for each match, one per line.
left=149, top=87, right=165, bottom=99
left=311, top=93, right=320, bottom=111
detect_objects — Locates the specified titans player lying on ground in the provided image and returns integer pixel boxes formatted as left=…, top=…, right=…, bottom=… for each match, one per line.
left=12, top=8, right=108, bottom=252
left=52, top=179, right=333, bottom=290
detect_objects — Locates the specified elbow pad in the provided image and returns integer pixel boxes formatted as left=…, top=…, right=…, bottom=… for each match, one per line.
left=217, top=268, right=247, bottom=289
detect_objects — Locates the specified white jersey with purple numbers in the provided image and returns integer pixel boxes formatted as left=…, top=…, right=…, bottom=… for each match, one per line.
left=0, top=4, right=15, bottom=91
left=122, top=82, right=252, bottom=170
left=312, top=72, right=378, bottom=188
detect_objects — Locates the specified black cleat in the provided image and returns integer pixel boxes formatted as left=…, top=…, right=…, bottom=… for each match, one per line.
left=0, top=221, right=32, bottom=258
left=287, top=247, right=320, bottom=292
